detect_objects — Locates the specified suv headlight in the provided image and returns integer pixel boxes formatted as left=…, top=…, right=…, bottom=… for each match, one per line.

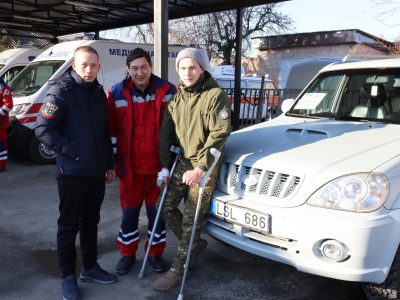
left=307, top=173, right=389, bottom=212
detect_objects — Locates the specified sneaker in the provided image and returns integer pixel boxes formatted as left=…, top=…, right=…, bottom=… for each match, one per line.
left=115, top=256, right=136, bottom=275
left=80, top=263, right=117, bottom=284
left=61, top=274, right=79, bottom=300
left=152, top=270, right=183, bottom=292
left=148, top=256, right=168, bottom=273
left=189, top=238, right=208, bottom=269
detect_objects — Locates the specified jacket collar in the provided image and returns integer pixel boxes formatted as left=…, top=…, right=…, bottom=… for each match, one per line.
left=70, top=69, right=99, bottom=89
left=179, top=71, right=218, bottom=93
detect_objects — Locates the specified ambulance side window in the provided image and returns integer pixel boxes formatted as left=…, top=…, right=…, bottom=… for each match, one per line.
left=35, top=65, right=54, bottom=86
left=1, top=66, right=25, bottom=84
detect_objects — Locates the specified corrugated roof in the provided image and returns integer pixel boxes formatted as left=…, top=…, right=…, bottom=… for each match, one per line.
left=1, top=0, right=285, bottom=41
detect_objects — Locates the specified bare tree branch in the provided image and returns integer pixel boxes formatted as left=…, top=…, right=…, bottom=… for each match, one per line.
left=102, top=3, right=293, bottom=64
left=371, top=0, right=400, bottom=28
left=369, top=0, right=400, bottom=53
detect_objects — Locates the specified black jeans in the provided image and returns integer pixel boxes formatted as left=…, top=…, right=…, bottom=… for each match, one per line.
left=57, top=175, right=105, bottom=278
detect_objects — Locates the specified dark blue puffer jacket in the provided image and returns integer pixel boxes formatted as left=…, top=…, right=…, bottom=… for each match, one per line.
left=35, top=70, right=114, bottom=178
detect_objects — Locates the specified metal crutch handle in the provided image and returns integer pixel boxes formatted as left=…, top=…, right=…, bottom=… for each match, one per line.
left=199, top=148, right=221, bottom=187
left=177, top=147, right=221, bottom=300
left=138, top=145, right=181, bottom=279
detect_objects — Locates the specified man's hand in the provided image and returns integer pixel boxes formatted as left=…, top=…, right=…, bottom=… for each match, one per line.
left=106, top=170, right=116, bottom=183
left=159, top=176, right=170, bottom=189
left=182, top=167, right=205, bottom=186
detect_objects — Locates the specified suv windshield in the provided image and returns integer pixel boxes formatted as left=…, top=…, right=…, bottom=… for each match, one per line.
left=287, top=69, right=400, bottom=124
left=10, top=60, right=64, bottom=96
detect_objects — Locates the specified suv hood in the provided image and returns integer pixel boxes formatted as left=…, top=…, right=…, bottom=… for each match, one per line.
left=225, top=116, right=400, bottom=200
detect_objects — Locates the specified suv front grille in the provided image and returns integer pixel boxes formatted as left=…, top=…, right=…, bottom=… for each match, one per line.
left=219, top=163, right=302, bottom=200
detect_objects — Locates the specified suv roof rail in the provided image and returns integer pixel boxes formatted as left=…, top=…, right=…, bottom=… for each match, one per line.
left=342, top=54, right=391, bottom=62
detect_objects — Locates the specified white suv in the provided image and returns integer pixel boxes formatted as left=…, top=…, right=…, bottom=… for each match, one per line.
left=206, top=57, right=400, bottom=300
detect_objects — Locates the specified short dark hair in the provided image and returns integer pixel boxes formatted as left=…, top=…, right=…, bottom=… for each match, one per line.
left=73, top=46, right=99, bottom=60
left=126, top=47, right=152, bottom=66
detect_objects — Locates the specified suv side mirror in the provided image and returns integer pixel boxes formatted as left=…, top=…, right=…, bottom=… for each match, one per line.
left=281, top=99, right=295, bottom=113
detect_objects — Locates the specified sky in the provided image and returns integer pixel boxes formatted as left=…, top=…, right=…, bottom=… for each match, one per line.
left=101, top=0, right=400, bottom=43
left=279, top=0, right=400, bottom=42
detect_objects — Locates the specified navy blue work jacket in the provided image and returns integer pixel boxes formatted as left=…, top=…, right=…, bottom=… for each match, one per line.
left=35, top=70, right=114, bottom=178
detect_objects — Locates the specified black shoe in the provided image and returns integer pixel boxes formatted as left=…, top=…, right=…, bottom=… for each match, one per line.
left=148, top=256, right=168, bottom=273
left=61, top=274, right=79, bottom=300
left=80, top=263, right=117, bottom=284
left=116, top=256, right=136, bottom=275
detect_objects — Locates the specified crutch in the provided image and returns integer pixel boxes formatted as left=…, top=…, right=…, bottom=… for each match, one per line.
left=138, top=145, right=181, bottom=279
left=177, top=147, right=221, bottom=300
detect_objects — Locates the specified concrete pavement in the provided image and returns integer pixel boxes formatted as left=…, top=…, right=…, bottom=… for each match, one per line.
left=0, top=159, right=367, bottom=300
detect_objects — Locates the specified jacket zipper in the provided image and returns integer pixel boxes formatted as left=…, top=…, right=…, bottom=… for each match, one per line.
left=184, top=92, right=190, bottom=152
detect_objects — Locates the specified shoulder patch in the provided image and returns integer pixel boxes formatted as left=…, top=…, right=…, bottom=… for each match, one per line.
left=218, top=109, right=229, bottom=120
left=3, top=88, right=10, bottom=95
left=41, top=102, right=59, bottom=120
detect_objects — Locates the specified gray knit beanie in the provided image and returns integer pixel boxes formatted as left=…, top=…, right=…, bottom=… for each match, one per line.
left=175, top=47, right=210, bottom=72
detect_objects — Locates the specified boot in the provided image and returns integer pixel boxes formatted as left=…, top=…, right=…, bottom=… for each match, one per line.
left=116, top=256, right=136, bottom=275
left=152, top=270, right=183, bottom=292
left=148, top=255, right=168, bottom=273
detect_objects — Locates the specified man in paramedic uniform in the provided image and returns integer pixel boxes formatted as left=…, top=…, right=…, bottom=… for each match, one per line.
left=107, top=48, right=176, bottom=275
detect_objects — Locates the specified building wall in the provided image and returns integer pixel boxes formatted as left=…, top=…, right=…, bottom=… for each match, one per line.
left=256, top=43, right=386, bottom=88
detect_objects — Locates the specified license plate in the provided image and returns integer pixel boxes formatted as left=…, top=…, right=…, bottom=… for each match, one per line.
left=210, top=198, right=270, bottom=233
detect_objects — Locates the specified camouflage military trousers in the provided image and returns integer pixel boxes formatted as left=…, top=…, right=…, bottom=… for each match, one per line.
left=159, top=159, right=219, bottom=275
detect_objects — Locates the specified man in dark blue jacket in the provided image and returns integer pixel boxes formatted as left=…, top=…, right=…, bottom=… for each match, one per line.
left=35, top=46, right=117, bottom=300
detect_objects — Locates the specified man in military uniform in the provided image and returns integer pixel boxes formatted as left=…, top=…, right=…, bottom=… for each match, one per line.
left=153, top=47, right=231, bottom=291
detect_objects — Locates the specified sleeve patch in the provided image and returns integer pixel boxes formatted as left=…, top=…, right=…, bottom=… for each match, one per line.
left=3, top=89, right=10, bottom=95
left=218, top=109, right=229, bottom=120
left=41, top=102, right=59, bottom=120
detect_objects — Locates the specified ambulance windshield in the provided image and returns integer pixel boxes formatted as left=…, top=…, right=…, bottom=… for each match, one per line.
left=11, top=60, right=64, bottom=96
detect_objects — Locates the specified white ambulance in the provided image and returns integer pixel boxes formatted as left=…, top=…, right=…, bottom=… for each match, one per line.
left=0, top=47, right=44, bottom=84
left=8, top=39, right=185, bottom=164
left=206, top=57, right=400, bottom=300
